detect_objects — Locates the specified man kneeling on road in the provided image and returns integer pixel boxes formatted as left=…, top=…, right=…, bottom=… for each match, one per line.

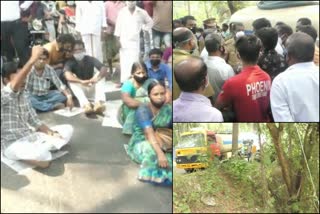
left=1, top=46, right=74, bottom=169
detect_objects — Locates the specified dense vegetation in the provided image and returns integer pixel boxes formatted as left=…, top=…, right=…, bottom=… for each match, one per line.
left=173, top=1, right=256, bottom=26
left=173, top=123, right=319, bottom=213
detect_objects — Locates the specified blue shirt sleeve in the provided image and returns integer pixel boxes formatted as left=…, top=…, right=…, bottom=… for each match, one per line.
left=135, top=104, right=153, bottom=129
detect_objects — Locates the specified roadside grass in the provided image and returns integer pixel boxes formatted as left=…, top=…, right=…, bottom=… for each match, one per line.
left=173, top=159, right=273, bottom=213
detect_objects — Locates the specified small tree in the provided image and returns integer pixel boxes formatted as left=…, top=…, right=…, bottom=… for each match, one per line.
left=232, top=123, right=239, bottom=156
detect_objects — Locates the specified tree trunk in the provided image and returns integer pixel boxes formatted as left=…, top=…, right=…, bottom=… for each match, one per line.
left=187, top=1, right=191, bottom=15
left=232, top=123, right=239, bottom=156
left=266, top=123, right=293, bottom=197
left=227, top=1, right=236, bottom=15
left=257, top=124, right=268, bottom=208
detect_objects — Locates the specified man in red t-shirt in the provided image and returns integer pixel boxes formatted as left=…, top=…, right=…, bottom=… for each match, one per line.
left=215, top=35, right=271, bottom=122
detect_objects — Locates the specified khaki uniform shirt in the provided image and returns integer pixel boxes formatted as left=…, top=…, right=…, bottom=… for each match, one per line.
left=173, top=49, right=215, bottom=100
left=224, top=38, right=241, bottom=69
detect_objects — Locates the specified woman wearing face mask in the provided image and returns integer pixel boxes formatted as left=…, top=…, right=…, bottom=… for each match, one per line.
left=126, top=80, right=172, bottom=186
left=119, top=61, right=154, bottom=135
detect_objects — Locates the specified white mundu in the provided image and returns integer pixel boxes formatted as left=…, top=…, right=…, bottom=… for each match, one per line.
left=114, top=6, right=153, bottom=82
left=4, top=125, right=74, bottom=161
left=75, top=1, right=107, bottom=62
left=69, top=77, right=106, bottom=107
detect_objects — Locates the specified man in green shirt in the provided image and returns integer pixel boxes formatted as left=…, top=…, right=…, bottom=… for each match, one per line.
left=173, top=27, right=215, bottom=103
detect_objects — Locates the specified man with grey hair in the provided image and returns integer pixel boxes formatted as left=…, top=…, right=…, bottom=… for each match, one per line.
left=271, top=32, right=319, bottom=122
left=204, top=33, right=235, bottom=103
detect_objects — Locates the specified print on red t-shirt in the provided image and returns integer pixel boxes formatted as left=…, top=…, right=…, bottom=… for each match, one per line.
left=217, top=65, right=271, bottom=122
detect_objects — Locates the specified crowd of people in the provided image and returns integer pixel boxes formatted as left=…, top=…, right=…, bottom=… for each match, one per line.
left=173, top=15, right=319, bottom=122
left=1, top=1, right=173, bottom=186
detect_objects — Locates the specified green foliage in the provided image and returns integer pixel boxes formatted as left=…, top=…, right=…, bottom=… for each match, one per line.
left=173, top=123, right=255, bottom=137
left=173, top=192, right=191, bottom=213
left=173, top=123, right=319, bottom=213
left=221, top=158, right=254, bottom=183
left=173, top=1, right=256, bottom=26
left=173, top=165, right=225, bottom=212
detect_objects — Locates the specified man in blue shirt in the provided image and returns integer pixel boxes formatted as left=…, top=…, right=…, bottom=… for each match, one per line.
left=145, top=48, right=172, bottom=90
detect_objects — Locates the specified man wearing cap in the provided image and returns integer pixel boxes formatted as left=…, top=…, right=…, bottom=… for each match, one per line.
left=172, top=27, right=215, bottom=104
left=203, top=18, right=218, bottom=32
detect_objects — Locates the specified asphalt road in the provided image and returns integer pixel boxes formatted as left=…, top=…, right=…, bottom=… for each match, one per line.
left=1, top=92, right=172, bottom=213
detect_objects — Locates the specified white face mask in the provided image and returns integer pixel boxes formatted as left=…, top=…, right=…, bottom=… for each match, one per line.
left=73, top=52, right=85, bottom=61
left=235, top=31, right=245, bottom=39
left=195, top=32, right=201, bottom=37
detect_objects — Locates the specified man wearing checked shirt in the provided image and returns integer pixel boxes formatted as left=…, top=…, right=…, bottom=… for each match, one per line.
left=1, top=46, right=73, bottom=169
left=25, top=49, right=74, bottom=112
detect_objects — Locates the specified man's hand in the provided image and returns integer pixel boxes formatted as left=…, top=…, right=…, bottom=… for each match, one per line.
left=30, top=46, right=45, bottom=63
left=53, top=132, right=63, bottom=139
left=165, top=91, right=172, bottom=104
left=66, top=96, right=74, bottom=110
left=89, top=76, right=100, bottom=84
left=49, top=130, right=63, bottom=139
left=81, top=79, right=92, bottom=86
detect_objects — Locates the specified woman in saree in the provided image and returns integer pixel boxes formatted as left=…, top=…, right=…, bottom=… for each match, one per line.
left=119, top=61, right=154, bottom=135
left=127, top=80, right=172, bottom=186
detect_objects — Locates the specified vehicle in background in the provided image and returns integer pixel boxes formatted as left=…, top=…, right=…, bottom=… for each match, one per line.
left=175, top=128, right=243, bottom=173
left=229, top=1, right=319, bottom=40
left=175, top=129, right=212, bottom=173
left=175, top=128, right=266, bottom=173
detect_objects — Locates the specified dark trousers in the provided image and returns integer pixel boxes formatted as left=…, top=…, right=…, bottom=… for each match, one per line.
left=1, top=19, right=30, bottom=66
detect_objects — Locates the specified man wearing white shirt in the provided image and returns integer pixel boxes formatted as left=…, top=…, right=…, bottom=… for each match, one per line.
left=75, top=1, right=107, bottom=62
left=204, top=33, right=234, bottom=103
left=114, top=1, right=153, bottom=84
left=271, top=32, right=319, bottom=122
left=1, top=1, right=33, bottom=66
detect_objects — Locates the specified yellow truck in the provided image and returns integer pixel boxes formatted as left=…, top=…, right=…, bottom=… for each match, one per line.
left=175, top=129, right=243, bottom=173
